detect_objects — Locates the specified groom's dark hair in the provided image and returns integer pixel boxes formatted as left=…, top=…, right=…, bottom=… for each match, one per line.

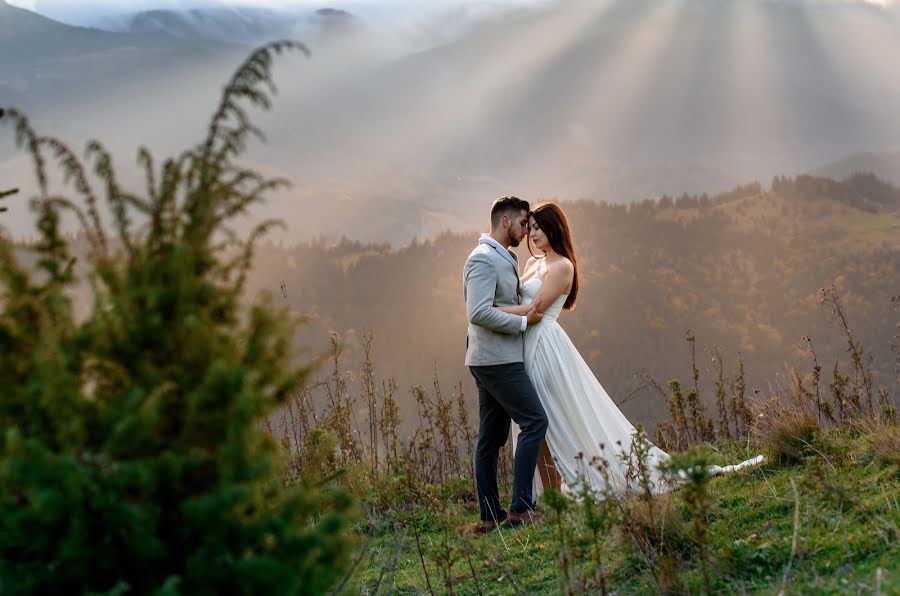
left=490, top=195, right=530, bottom=228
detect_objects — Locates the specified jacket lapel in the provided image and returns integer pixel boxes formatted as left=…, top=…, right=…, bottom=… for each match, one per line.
left=480, top=237, right=519, bottom=271
left=480, top=238, right=521, bottom=299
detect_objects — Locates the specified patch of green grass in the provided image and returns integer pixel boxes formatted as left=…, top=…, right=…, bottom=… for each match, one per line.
left=342, top=425, right=900, bottom=594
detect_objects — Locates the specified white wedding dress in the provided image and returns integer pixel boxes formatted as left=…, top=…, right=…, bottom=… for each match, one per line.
left=512, top=277, right=764, bottom=498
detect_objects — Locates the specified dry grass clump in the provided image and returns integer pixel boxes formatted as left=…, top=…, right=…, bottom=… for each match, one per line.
left=874, top=427, right=900, bottom=469
left=861, top=419, right=900, bottom=469
left=752, top=397, right=821, bottom=464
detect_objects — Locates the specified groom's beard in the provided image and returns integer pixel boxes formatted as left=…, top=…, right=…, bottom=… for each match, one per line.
left=507, top=228, right=521, bottom=247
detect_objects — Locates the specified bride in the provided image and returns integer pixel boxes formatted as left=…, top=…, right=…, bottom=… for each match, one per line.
left=501, top=202, right=763, bottom=497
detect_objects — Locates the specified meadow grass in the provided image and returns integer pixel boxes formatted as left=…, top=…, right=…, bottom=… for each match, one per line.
left=344, top=426, right=899, bottom=594
left=285, top=283, right=899, bottom=594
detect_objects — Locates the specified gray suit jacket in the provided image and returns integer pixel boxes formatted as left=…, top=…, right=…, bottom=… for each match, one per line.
left=464, top=236, right=525, bottom=366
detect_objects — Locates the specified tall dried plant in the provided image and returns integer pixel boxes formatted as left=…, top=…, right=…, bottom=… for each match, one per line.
left=821, top=286, right=876, bottom=417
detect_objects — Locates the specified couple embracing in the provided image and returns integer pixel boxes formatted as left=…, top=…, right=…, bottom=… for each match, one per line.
left=464, top=196, right=762, bottom=532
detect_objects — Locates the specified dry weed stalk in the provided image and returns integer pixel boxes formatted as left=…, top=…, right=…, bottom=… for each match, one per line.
left=731, top=353, right=752, bottom=438
left=685, top=330, right=713, bottom=443
left=890, top=295, right=899, bottom=406
left=653, top=333, right=750, bottom=450
left=361, top=330, right=378, bottom=478
left=268, top=330, right=480, bottom=508
left=821, top=286, right=876, bottom=418
left=710, top=347, right=731, bottom=441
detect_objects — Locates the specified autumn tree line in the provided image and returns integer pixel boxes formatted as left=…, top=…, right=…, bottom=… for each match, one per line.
left=245, top=173, right=899, bottom=434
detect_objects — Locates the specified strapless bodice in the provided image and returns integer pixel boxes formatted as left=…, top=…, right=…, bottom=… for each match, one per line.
left=521, top=278, right=567, bottom=325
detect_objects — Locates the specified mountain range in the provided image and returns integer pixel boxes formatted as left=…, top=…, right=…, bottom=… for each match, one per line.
left=94, top=6, right=361, bottom=47
left=815, top=150, right=900, bottom=188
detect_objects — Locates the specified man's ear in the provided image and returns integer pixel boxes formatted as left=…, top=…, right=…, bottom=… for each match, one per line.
left=501, top=214, right=510, bottom=228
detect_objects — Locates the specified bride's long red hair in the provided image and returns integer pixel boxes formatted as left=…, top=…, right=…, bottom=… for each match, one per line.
left=527, top=202, right=579, bottom=310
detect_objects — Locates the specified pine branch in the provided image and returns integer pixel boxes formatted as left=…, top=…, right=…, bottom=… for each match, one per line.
left=0, top=187, right=17, bottom=213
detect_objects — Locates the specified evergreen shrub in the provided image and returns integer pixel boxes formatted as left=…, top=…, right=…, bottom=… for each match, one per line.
left=0, top=43, right=356, bottom=594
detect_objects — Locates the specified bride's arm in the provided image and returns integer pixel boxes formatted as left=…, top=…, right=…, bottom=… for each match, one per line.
left=531, top=259, right=574, bottom=314
left=498, top=304, right=532, bottom=315
left=498, top=257, right=544, bottom=315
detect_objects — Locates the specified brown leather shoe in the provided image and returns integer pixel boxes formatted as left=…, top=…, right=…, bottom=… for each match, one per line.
left=506, top=509, right=544, bottom=526
left=474, top=511, right=508, bottom=534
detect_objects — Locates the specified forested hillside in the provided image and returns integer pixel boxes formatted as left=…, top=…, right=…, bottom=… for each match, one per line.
left=10, top=172, right=895, bottom=431
left=243, top=174, right=899, bottom=432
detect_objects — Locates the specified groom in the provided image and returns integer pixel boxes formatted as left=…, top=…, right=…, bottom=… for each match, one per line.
left=464, top=195, right=548, bottom=531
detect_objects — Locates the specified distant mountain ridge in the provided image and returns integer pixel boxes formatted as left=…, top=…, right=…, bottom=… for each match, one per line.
left=0, top=1, right=223, bottom=80
left=93, top=5, right=362, bottom=46
left=0, top=0, right=243, bottom=166
left=813, top=150, right=900, bottom=189
left=124, top=8, right=292, bottom=44
left=0, top=0, right=233, bottom=126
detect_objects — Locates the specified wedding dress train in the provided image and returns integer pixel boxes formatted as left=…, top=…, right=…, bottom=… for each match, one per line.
left=512, top=278, right=764, bottom=498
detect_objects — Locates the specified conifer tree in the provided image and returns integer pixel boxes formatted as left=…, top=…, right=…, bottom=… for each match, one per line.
left=0, top=42, right=356, bottom=594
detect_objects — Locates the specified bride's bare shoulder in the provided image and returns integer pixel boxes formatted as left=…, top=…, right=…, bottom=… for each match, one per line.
left=549, top=257, right=574, bottom=274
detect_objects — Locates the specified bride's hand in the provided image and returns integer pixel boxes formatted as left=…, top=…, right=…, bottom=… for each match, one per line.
left=526, top=299, right=543, bottom=325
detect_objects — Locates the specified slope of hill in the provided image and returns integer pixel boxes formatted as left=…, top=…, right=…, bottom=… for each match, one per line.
left=0, top=1, right=214, bottom=65
left=0, top=0, right=232, bottom=110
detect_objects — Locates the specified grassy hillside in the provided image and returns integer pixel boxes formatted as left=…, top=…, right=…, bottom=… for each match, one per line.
left=344, top=425, right=899, bottom=594
left=268, top=284, right=898, bottom=593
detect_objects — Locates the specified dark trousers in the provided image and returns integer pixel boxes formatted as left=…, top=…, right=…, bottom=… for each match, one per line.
left=470, top=362, right=548, bottom=519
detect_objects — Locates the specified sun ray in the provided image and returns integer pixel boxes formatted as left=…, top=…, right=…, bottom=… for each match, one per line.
left=513, top=0, right=683, bottom=197
left=408, top=0, right=622, bottom=172
left=274, top=1, right=619, bottom=185
left=235, top=0, right=900, bottom=223
left=803, top=1, right=900, bottom=152
left=713, top=0, right=796, bottom=181
left=438, top=0, right=678, bottom=198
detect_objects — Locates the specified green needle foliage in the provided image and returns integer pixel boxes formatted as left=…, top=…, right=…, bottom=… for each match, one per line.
left=0, top=42, right=357, bottom=594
